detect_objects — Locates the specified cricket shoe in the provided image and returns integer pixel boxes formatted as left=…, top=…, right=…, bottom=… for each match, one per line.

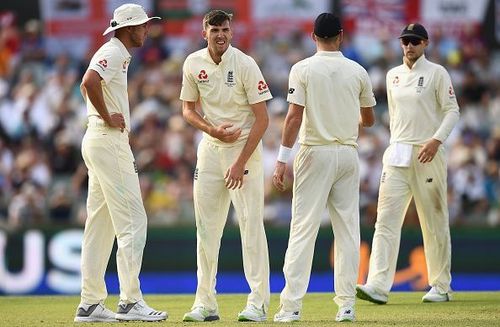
left=183, top=306, right=220, bottom=322
left=74, top=302, right=117, bottom=322
left=336, top=306, right=355, bottom=322
left=238, top=304, right=266, bottom=322
left=422, top=287, right=451, bottom=302
left=115, top=299, right=167, bottom=321
left=274, top=308, right=300, bottom=322
left=356, top=284, right=388, bottom=304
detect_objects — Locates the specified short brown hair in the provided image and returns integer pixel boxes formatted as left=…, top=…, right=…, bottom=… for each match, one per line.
left=203, top=10, right=233, bottom=30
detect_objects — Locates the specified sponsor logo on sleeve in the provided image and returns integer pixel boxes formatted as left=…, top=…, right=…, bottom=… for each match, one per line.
left=96, top=59, right=108, bottom=71
left=257, top=80, right=269, bottom=95
left=197, top=70, right=209, bottom=83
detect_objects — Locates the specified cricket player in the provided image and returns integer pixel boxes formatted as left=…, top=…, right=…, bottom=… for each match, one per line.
left=74, top=3, right=166, bottom=322
left=180, top=10, right=271, bottom=322
left=272, top=13, right=376, bottom=323
left=356, top=23, right=460, bottom=304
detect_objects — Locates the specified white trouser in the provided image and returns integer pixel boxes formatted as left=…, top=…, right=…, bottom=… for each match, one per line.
left=192, top=138, right=270, bottom=312
left=280, top=144, right=360, bottom=311
left=367, top=146, right=451, bottom=294
left=80, top=117, right=146, bottom=304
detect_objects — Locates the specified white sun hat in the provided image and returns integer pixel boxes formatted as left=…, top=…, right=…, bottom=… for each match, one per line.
left=103, top=3, right=161, bottom=36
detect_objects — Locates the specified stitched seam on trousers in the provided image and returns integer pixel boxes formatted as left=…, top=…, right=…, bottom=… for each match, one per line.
left=112, top=138, right=137, bottom=284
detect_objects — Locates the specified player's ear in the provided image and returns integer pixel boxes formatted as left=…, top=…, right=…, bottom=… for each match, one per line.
left=311, top=32, right=316, bottom=42
left=202, top=30, right=207, bottom=40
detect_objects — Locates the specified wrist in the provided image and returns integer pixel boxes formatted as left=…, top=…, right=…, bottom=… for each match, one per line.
left=277, top=145, right=292, bottom=163
left=207, top=126, right=214, bottom=137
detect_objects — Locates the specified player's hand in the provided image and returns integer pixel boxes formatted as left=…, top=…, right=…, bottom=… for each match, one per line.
left=273, top=161, right=287, bottom=191
left=211, top=123, right=241, bottom=143
left=417, top=138, right=441, bottom=163
left=108, top=112, right=126, bottom=132
left=225, top=161, right=246, bottom=190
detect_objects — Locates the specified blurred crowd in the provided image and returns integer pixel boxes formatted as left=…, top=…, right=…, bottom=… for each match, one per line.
left=0, top=12, right=499, bottom=231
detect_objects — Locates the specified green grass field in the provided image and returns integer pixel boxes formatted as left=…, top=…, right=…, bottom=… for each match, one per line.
left=1, top=292, right=499, bottom=326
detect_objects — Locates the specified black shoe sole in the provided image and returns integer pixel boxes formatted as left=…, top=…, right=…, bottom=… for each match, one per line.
left=356, top=287, right=387, bottom=305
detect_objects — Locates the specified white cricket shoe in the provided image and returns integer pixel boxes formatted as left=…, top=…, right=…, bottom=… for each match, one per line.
left=238, top=304, right=266, bottom=322
left=74, top=302, right=117, bottom=322
left=115, top=299, right=167, bottom=321
left=274, top=309, right=300, bottom=322
left=182, top=306, right=220, bottom=322
left=422, top=287, right=451, bottom=302
left=336, top=306, right=355, bottom=322
left=356, top=284, right=388, bottom=304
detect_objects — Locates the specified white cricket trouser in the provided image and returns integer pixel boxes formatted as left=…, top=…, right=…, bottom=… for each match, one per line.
left=80, top=117, right=147, bottom=304
left=280, top=144, right=361, bottom=311
left=192, top=138, right=270, bottom=312
left=366, top=146, right=451, bottom=294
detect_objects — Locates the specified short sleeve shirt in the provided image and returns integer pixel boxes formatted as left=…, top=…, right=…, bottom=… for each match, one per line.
left=287, top=51, right=376, bottom=146
left=386, top=55, right=459, bottom=144
left=87, top=37, right=132, bottom=128
left=180, top=45, right=272, bottom=146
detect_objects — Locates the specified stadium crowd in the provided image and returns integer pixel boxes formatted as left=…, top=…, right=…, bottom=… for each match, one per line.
left=0, top=13, right=499, bottom=230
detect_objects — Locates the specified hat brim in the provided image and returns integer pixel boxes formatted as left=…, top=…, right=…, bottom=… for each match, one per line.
left=103, top=16, right=161, bottom=36
left=399, top=33, right=427, bottom=40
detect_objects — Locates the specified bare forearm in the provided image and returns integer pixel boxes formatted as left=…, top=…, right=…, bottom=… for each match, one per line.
left=281, top=103, right=303, bottom=148
left=84, top=84, right=112, bottom=123
left=81, top=70, right=112, bottom=123
left=360, top=107, right=375, bottom=127
left=182, top=105, right=213, bottom=135
left=236, top=115, right=268, bottom=165
left=282, top=116, right=301, bottom=147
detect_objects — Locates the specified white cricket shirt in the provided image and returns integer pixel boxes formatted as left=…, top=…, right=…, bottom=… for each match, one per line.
left=287, top=51, right=376, bottom=147
left=87, top=37, right=132, bottom=128
left=386, top=55, right=459, bottom=144
left=180, top=45, right=273, bottom=146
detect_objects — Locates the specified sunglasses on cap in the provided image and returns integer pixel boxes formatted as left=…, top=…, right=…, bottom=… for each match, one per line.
left=401, top=37, right=422, bottom=46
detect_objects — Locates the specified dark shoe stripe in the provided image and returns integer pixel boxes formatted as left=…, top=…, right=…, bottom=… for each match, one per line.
left=76, top=304, right=98, bottom=317
left=356, top=288, right=386, bottom=304
left=117, top=303, right=136, bottom=314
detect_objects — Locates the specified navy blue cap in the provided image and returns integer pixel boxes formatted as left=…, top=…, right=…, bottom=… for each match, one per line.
left=399, top=23, right=428, bottom=40
left=314, top=13, right=342, bottom=38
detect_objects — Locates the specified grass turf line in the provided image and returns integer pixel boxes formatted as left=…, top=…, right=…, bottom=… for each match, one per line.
left=0, top=292, right=499, bottom=326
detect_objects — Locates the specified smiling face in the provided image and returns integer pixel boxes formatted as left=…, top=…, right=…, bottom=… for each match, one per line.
left=203, top=19, right=232, bottom=63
